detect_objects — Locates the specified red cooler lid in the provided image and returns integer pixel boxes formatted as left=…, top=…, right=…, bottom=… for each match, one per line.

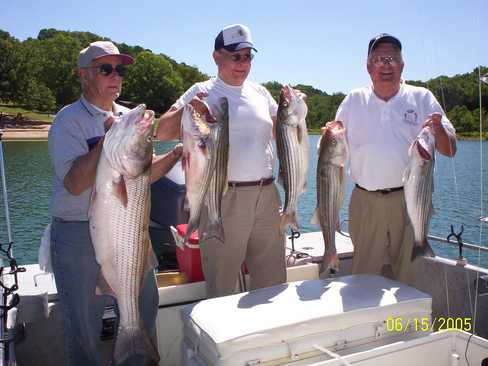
left=176, top=224, right=199, bottom=244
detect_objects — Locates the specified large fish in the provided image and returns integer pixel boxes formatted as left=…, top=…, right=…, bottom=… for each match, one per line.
left=203, top=98, right=229, bottom=242
left=89, top=104, right=159, bottom=366
left=276, top=85, right=310, bottom=232
left=403, top=122, right=437, bottom=261
left=181, top=98, right=228, bottom=243
left=312, top=121, right=348, bottom=274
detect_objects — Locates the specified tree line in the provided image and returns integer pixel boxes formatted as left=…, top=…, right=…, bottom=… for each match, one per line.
left=0, top=29, right=486, bottom=134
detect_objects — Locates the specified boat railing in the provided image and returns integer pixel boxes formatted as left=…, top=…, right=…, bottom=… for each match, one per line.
left=427, top=234, right=488, bottom=253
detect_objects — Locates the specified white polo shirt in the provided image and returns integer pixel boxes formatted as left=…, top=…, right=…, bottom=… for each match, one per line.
left=336, top=83, right=455, bottom=191
left=173, top=77, right=278, bottom=182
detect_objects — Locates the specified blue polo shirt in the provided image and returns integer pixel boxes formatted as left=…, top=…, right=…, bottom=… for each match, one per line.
left=48, top=96, right=128, bottom=220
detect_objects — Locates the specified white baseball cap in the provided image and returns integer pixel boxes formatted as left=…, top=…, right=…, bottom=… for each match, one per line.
left=214, top=24, right=257, bottom=52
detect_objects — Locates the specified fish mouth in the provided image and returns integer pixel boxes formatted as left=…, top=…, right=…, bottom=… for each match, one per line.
left=281, top=85, right=292, bottom=105
left=416, top=141, right=432, bottom=160
left=326, top=121, right=345, bottom=135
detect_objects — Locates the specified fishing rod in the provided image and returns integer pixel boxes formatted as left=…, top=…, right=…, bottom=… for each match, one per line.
left=0, top=130, right=25, bottom=366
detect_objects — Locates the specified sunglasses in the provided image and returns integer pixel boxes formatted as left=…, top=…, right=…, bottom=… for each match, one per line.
left=85, top=63, right=127, bottom=77
left=219, top=52, right=254, bottom=63
left=369, top=55, right=403, bottom=67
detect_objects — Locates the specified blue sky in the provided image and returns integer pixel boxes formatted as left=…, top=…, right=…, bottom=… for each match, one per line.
left=1, top=0, right=486, bottom=94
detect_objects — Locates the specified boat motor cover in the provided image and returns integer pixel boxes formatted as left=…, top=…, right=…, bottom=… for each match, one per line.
left=181, top=274, right=432, bottom=365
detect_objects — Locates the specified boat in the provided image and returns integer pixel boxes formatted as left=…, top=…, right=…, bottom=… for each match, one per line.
left=10, top=228, right=488, bottom=365
left=5, top=71, right=488, bottom=366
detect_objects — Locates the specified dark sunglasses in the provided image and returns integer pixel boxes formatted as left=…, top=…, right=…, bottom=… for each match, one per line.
left=219, top=52, right=254, bottom=63
left=86, top=63, right=127, bottom=77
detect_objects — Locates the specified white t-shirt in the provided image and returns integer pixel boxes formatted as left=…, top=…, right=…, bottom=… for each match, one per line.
left=173, top=77, right=278, bottom=181
left=336, top=83, right=455, bottom=190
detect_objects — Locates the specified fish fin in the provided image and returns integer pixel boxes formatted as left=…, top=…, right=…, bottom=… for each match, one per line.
left=310, top=208, right=320, bottom=225
left=411, top=240, right=435, bottom=261
left=297, top=124, right=303, bottom=144
left=184, top=221, right=198, bottom=244
left=112, top=326, right=159, bottom=366
left=113, top=175, right=128, bottom=207
left=95, top=271, right=116, bottom=297
left=280, top=212, right=299, bottom=233
left=202, top=220, right=225, bottom=243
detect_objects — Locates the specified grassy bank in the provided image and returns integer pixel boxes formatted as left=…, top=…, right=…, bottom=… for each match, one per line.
left=0, top=105, right=53, bottom=123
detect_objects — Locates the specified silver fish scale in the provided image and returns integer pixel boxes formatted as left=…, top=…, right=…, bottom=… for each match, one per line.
left=316, top=162, right=344, bottom=256
left=277, top=124, right=302, bottom=216
left=112, top=172, right=151, bottom=327
left=185, top=137, right=216, bottom=239
left=406, top=157, right=434, bottom=244
left=206, top=109, right=229, bottom=227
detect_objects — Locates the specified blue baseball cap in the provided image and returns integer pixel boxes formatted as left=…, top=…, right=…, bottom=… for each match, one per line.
left=368, top=33, right=402, bottom=55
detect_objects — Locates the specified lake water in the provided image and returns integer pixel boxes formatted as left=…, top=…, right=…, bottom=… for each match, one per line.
left=0, top=138, right=487, bottom=267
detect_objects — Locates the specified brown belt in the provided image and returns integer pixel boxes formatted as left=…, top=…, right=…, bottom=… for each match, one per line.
left=355, top=184, right=403, bottom=194
left=228, top=177, right=275, bottom=187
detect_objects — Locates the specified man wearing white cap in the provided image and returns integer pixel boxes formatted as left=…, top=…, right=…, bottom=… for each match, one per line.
left=48, top=41, right=181, bottom=365
left=323, top=34, right=457, bottom=285
left=157, top=24, right=286, bottom=298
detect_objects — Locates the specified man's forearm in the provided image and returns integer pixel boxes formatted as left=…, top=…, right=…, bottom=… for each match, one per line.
left=156, top=107, right=183, bottom=141
left=63, top=139, right=104, bottom=195
left=434, top=126, right=457, bottom=157
left=150, top=147, right=183, bottom=184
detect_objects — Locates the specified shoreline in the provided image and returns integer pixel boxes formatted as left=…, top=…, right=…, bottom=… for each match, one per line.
left=1, top=127, right=49, bottom=141
left=1, top=127, right=485, bottom=142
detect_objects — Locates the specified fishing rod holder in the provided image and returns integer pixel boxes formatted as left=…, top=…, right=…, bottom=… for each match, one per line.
left=447, top=224, right=467, bottom=266
left=286, top=229, right=310, bottom=266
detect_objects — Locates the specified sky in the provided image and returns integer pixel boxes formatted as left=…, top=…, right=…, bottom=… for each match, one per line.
left=1, top=0, right=486, bottom=94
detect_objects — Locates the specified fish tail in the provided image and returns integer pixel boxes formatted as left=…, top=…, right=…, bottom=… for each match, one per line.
left=280, top=212, right=299, bottom=233
left=411, top=240, right=435, bottom=261
left=202, top=220, right=225, bottom=243
left=113, top=326, right=159, bottom=366
left=320, top=252, right=340, bottom=276
left=184, top=221, right=198, bottom=244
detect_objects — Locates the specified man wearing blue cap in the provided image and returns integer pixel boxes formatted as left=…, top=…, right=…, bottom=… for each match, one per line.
left=323, top=34, right=457, bottom=284
left=157, top=24, right=286, bottom=298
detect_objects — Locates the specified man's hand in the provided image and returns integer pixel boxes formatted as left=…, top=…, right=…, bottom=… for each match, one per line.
left=104, top=116, right=115, bottom=133
left=423, top=112, right=444, bottom=133
left=172, top=143, right=183, bottom=158
left=189, top=92, right=210, bottom=116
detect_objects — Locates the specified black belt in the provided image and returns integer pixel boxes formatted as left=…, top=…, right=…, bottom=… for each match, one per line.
left=355, top=184, right=403, bottom=194
left=228, top=177, right=274, bottom=187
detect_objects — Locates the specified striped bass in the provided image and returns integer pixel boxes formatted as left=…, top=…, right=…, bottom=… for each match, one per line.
left=182, top=98, right=229, bottom=243
left=276, top=85, right=310, bottom=232
left=89, top=104, right=159, bottom=365
left=403, top=123, right=436, bottom=260
left=203, top=98, right=229, bottom=242
left=312, top=121, right=348, bottom=274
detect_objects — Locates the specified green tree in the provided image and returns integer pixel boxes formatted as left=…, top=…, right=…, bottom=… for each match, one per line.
left=122, top=51, right=184, bottom=112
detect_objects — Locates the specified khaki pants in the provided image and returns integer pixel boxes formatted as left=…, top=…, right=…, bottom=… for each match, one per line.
left=199, top=183, right=286, bottom=298
left=349, top=187, right=417, bottom=285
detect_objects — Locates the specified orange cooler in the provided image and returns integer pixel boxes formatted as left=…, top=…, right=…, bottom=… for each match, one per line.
left=172, top=224, right=204, bottom=282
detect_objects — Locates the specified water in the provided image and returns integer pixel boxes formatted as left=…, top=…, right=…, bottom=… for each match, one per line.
left=0, top=138, right=487, bottom=267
